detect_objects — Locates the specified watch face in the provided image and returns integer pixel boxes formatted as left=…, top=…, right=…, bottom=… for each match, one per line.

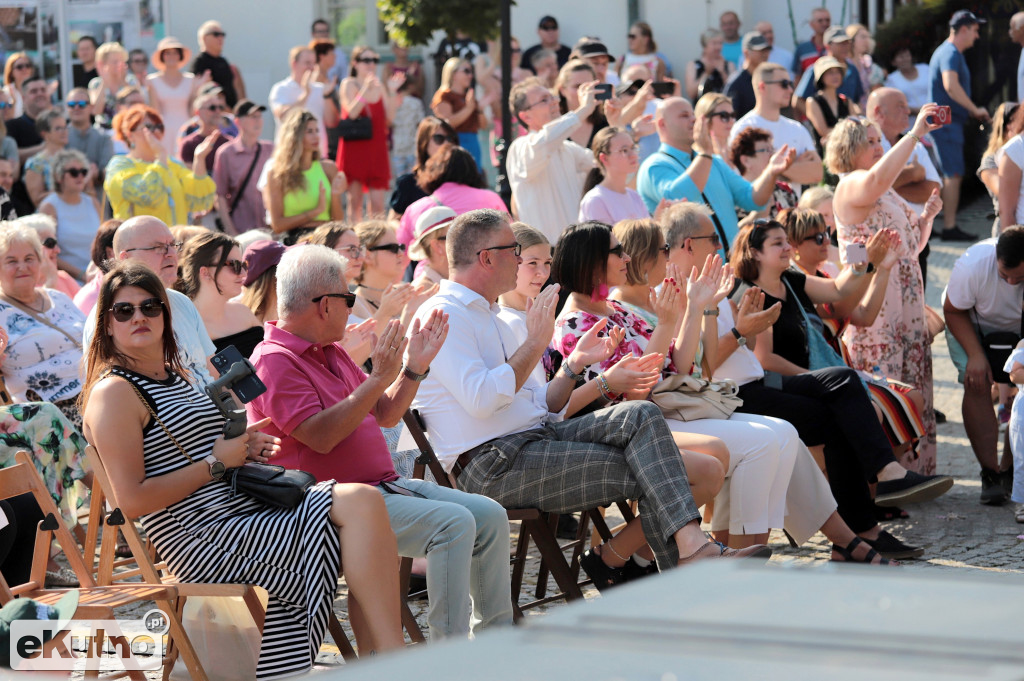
left=210, top=460, right=225, bottom=477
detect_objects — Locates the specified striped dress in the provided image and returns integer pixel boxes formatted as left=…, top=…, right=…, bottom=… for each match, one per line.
left=110, top=367, right=341, bottom=680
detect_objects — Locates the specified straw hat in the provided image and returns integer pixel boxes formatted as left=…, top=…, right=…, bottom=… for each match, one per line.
left=813, top=56, right=846, bottom=88
left=151, top=37, right=192, bottom=70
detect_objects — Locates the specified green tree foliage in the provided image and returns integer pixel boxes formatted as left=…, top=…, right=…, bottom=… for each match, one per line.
left=378, top=0, right=508, bottom=46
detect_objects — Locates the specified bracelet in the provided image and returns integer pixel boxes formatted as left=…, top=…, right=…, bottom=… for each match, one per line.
left=597, top=372, right=618, bottom=400
left=560, top=360, right=586, bottom=385
left=907, top=133, right=921, bottom=145
left=695, top=152, right=713, bottom=160
left=402, top=364, right=430, bottom=381
left=703, top=308, right=719, bottom=317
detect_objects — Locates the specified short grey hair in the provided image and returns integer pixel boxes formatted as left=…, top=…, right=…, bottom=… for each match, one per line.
left=661, top=203, right=714, bottom=247
left=14, top=213, right=57, bottom=238
left=448, top=209, right=509, bottom=269
left=276, top=244, right=347, bottom=317
left=52, top=149, right=88, bottom=190
left=0, top=222, right=44, bottom=261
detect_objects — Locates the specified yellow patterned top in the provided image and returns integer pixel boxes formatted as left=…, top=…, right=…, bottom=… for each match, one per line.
left=103, top=156, right=216, bottom=225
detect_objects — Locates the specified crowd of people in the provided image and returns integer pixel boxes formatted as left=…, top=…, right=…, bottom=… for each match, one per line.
left=3, top=6, right=1024, bottom=677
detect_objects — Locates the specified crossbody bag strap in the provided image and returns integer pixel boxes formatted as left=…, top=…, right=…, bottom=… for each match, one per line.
left=0, top=292, right=82, bottom=350
left=119, top=373, right=196, bottom=464
left=658, top=151, right=731, bottom=253
left=229, top=144, right=262, bottom=217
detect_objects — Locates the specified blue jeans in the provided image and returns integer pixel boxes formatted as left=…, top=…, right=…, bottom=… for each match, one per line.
left=377, top=477, right=512, bottom=639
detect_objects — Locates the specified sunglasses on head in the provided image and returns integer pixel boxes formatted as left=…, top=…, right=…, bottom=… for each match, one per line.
left=368, top=243, right=405, bottom=254
left=431, top=132, right=457, bottom=145
left=311, top=292, right=356, bottom=308
left=41, top=237, right=57, bottom=249
left=803, top=232, right=828, bottom=246
left=66, top=100, right=89, bottom=109
left=64, top=168, right=88, bottom=178
left=357, top=56, right=380, bottom=64
left=110, top=297, right=164, bottom=322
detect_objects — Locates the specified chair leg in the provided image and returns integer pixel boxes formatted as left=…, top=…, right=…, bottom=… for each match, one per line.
left=156, top=597, right=208, bottom=681
left=509, top=522, right=531, bottom=605
left=396, top=556, right=425, bottom=642
left=533, top=514, right=559, bottom=599
left=524, top=517, right=584, bottom=601
left=328, top=611, right=358, bottom=661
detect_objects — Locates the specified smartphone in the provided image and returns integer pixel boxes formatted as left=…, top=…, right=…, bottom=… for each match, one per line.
left=846, top=243, right=868, bottom=266
left=594, top=83, right=613, bottom=101
left=651, top=82, right=675, bottom=98
left=930, top=105, right=952, bottom=126
left=210, top=345, right=266, bottom=404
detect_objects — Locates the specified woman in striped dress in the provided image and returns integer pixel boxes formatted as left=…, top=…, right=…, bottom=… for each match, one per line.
left=80, top=261, right=404, bottom=678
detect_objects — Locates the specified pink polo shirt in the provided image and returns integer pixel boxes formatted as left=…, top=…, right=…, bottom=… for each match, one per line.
left=246, top=321, right=398, bottom=486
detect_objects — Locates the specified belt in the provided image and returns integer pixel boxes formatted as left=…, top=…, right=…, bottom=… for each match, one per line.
left=452, top=441, right=494, bottom=480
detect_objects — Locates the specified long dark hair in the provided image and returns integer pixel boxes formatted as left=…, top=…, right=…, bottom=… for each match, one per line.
left=176, top=231, right=239, bottom=298
left=417, top=145, right=484, bottom=193
left=551, top=221, right=613, bottom=297
left=81, top=261, right=187, bottom=411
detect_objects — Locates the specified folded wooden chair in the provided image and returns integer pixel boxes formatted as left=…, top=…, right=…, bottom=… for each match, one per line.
left=400, top=410, right=633, bottom=622
left=0, top=451, right=206, bottom=680
left=83, top=444, right=358, bottom=666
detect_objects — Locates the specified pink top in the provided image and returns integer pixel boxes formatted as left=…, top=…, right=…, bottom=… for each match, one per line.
left=398, top=182, right=508, bottom=255
left=578, top=185, right=650, bottom=225
left=246, top=322, right=398, bottom=486
left=73, top=271, right=102, bottom=314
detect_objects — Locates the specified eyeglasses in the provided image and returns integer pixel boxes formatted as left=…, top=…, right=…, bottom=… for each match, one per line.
left=66, top=100, right=89, bottom=109
left=627, top=33, right=640, bottom=39
left=431, top=132, right=458, bottom=145
left=609, top=145, right=639, bottom=156
left=356, top=56, right=380, bottom=64
left=139, top=121, right=165, bottom=134
left=124, top=240, right=183, bottom=256
left=523, top=94, right=556, bottom=111
left=367, top=242, right=406, bottom=254
left=204, top=104, right=225, bottom=112
left=110, top=297, right=164, bottom=322
left=220, top=259, right=248, bottom=275
left=209, top=31, right=226, bottom=38
left=660, top=243, right=671, bottom=254
left=41, top=237, right=57, bottom=249
left=754, top=146, right=774, bottom=155
left=764, top=78, right=794, bottom=89
left=689, top=233, right=722, bottom=247
left=49, top=125, right=67, bottom=133
left=130, top=58, right=148, bottom=65
left=609, top=244, right=626, bottom=257
left=477, top=242, right=522, bottom=256
left=709, top=111, right=736, bottom=122
left=13, top=62, right=31, bottom=71
left=64, top=168, right=88, bottom=178
left=0, top=102, right=10, bottom=109
left=311, top=292, right=356, bottom=308
left=336, top=244, right=365, bottom=258
left=803, top=232, right=828, bottom=246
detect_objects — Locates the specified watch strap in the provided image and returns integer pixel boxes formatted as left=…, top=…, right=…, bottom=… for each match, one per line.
left=402, top=365, right=430, bottom=381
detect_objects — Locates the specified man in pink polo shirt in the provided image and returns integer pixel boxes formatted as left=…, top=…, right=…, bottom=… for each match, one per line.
left=246, top=244, right=512, bottom=642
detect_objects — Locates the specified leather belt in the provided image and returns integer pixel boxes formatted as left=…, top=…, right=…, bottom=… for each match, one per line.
left=452, top=441, right=493, bottom=480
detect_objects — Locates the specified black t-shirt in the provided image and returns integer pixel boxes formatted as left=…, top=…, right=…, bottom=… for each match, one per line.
left=734, top=269, right=815, bottom=369
left=725, top=69, right=755, bottom=119
left=7, top=113, right=41, bottom=148
left=72, top=64, right=98, bottom=90
left=191, top=52, right=238, bottom=107
left=520, top=43, right=572, bottom=72
left=389, top=173, right=428, bottom=216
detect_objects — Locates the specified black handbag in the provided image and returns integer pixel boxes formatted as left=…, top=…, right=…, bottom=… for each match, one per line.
left=337, top=116, right=372, bottom=141
left=224, top=464, right=315, bottom=509
left=978, top=289, right=1024, bottom=384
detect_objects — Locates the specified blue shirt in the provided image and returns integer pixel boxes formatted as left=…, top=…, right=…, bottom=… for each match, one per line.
left=722, top=40, right=742, bottom=70
left=796, top=58, right=864, bottom=103
left=929, top=40, right=970, bottom=123
left=637, top=143, right=763, bottom=254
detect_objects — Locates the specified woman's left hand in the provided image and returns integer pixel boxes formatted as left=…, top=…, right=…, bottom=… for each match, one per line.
left=245, top=418, right=282, bottom=464
left=405, top=308, right=449, bottom=374
left=568, top=318, right=626, bottom=370
left=920, top=187, right=942, bottom=222
left=193, top=130, right=221, bottom=161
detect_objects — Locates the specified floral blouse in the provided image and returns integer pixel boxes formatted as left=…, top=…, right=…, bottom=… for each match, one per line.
left=0, top=289, right=85, bottom=402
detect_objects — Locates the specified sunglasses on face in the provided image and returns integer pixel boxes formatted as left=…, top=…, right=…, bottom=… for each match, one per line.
left=217, top=258, right=248, bottom=275
left=608, top=244, right=625, bottom=257
left=204, top=104, right=225, bottom=112
left=311, top=292, right=356, bottom=308
left=803, top=232, right=828, bottom=246
left=709, top=111, right=735, bottom=122
left=368, top=242, right=406, bottom=254
left=764, top=78, right=794, bottom=89
left=41, top=237, right=57, bottom=249
left=0, top=102, right=10, bottom=109
left=140, top=121, right=165, bottom=134
left=130, top=58, right=148, bottom=65
left=431, top=132, right=458, bottom=145
left=66, top=100, right=89, bottom=109
left=660, top=243, right=671, bottom=254
left=13, top=63, right=31, bottom=71
left=209, top=31, right=226, bottom=38
left=458, top=68, right=473, bottom=74
left=477, top=242, right=522, bottom=256
left=110, top=297, right=164, bottom=322
left=540, top=25, right=557, bottom=31
left=357, top=56, right=380, bottom=64
left=64, top=167, right=88, bottom=178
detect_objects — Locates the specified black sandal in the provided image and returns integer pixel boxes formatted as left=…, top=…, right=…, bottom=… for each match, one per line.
left=831, top=537, right=899, bottom=566
left=872, top=503, right=910, bottom=522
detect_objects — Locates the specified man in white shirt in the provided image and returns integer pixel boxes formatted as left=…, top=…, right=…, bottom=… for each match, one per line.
left=83, top=216, right=216, bottom=387
left=507, top=77, right=595, bottom=243
left=943, top=228, right=1024, bottom=506
left=412, top=208, right=771, bottom=569
left=1012, top=12, right=1024, bottom=100
left=269, top=46, right=326, bottom=156
left=755, top=21, right=794, bottom=79
left=730, top=62, right=822, bottom=192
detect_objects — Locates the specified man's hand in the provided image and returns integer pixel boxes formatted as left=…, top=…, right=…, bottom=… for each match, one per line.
left=692, top=114, right=714, bottom=156
left=525, top=283, right=560, bottom=345
left=964, top=353, right=993, bottom=393
left=734, top=286, right=781, bottom=337
left=369, top=320, right=407, bottom=385
left=405, top=308, right=449, bottom=374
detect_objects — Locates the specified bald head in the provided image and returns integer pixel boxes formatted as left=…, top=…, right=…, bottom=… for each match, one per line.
left=114, top=216, right=179, bottom=286
left=755, top=21, right=775, bottom=47
left=865, top=87, right=909, bottom=141
left=655, top=97, right=695, bottom=149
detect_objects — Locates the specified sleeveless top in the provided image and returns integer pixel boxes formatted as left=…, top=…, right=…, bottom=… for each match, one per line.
left=213, top=325, right=264, bottom=359
left=41, top=193, right=101, bottom=274
left=282, top=161, right=330, bottom=220
left=147, top=72, right=195, bottom=160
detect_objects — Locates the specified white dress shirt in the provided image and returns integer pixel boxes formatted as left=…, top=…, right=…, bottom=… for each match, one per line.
left=507, top=111, right=595, bottom=244
left=411, top=280, right=565, bottom=470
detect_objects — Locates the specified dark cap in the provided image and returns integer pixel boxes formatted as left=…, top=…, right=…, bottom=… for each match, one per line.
left=575, top=40, right=615, bottom=62
left=742, top=31, right=769, bottom=51
left=243, top=239, right=286, bottom=286
left=824, top=26, right=851, bottom=43
left=950, top=10, right=985, bottom=29
left=0, top=591, right=79, bottom=668
left=538, top=15, right=558, bottom=29
left=616, top=78, right=646, bottom=97
left=233, top=99, right=266, bottom=117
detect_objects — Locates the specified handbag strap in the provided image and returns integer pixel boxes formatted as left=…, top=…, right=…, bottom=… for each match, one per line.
left=658, top=151, right=731, bottom=254
left=229, top=143, right=261, bottom=217
left=116, top=371, right=196, bottom=464
left=0, top=292, right=82, bottom=350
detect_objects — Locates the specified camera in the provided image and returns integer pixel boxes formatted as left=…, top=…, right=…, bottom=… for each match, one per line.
left=206, top=346, right=267, bottom=438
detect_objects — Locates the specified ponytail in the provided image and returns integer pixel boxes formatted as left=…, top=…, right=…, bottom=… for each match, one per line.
left=581, top=166, right=606, bottom=196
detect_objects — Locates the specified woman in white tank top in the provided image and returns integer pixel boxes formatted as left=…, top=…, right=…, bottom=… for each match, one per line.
left=146, top=37, right=198, bottom=161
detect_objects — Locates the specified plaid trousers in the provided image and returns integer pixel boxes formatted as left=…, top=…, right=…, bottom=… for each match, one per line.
left=456, top=400, right=702, bottom=569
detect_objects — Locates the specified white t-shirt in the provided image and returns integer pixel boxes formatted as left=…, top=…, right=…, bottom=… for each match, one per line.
left=268, top=76, right=326, bottom=156
left=943, top=238, right=1024, bottom=336
left=730, top=110, right=815, bottom=155
left=884, top=65, right=931, bottom=113
left=711, top=297, right=765, bottom=386
left=880, top=134, right=942, bottom=214
left=1000, top=136, right=1024, bottom=225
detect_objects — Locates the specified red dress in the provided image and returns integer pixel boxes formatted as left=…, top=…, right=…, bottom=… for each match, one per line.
left=336, top=97, right=390, bottom=189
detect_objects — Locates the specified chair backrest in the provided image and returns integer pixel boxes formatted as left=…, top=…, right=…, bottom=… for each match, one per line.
left=0, top=452, right=98, bottom=598
left=402, top=409, right=454, bottom=488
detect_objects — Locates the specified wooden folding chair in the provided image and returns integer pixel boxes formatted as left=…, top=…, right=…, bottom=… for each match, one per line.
left=400, top=410, right=633, bottom=622
left=0, top=451, right=207, bottom=680
left=83, top=444, right=358, bottom=665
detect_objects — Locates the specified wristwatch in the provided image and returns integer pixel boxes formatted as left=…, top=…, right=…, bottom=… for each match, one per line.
left=731, top=327, right=748, bottom=348
left=402, top=365, right=430, bottom=381
left=560, top=360, right=586, bottom=385
left=204, top=455, right=226, bottom=481
left=703, top=308, right=719, bottom=317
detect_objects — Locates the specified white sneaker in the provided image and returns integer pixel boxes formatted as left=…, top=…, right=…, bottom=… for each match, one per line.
left=1015, top=504, right=1024, bottom=524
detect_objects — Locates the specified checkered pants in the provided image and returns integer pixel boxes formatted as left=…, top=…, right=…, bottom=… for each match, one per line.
left=456, top=400, right=702, bottom=569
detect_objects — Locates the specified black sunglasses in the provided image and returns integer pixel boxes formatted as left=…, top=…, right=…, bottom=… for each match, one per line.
left=140, top=121, right=165, bottom=134
left=357, top=57, right=380, bottom=64
left=764, top=78, right=794, bottom=89
left=803, top=232, right=828, bottom=246
left=368, top=243, right=406, bottom=254
left=609, top=244, right=626, bottom=257
left=211, top=258, right=248, bottom=275
left=311, top=292, right=356, bottom=308
left=64, top=168, right=88, bottom=178
left=209, top=31, right=226, bottom=38
left=41, top=237, right=57, bottom=249
left=477, top=242, right=522, bottom=256
left=660, top=243, right=671, bottom=254
left=709, top=111, right=736, bottom=122
left=204, top=104, right=225, bottom=112
left=431, top=132, right=457, bottom=145
left=110, top=297, right=164, bottom=322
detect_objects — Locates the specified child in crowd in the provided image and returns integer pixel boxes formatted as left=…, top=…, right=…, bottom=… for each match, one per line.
left=1004, top=339, right=1024, bottom=523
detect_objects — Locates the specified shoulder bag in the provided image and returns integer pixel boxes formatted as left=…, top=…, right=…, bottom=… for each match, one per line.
left=121, top=374, right=315, bottom=509
left=650, top=354, right=742, bottom=421
left=782, top=275, right=846, bottom=371
left=0, top=292, right=82, bottom=350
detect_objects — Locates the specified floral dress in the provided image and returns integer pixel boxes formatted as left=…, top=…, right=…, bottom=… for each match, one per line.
left=837, top=189, right=936, bottom=474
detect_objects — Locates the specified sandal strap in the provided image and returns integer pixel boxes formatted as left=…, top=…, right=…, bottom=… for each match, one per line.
left=832, top=536, right=891, bottom=565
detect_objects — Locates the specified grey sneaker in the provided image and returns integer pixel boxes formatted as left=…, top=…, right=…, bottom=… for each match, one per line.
left=980, top=468, right=1009, bottom=506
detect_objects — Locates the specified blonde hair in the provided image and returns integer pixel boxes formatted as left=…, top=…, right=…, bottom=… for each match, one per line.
left=95, top=42, right=128, bottom=65
left=268, top=109, right=319, bottom=195
left=353, top=219, right=392, bottom=283
left=985, top=102, right=1019, bottom=159
left=439, top=57, right=469, bottom=92
left=694, top=92, right=732, bottom=120
left=824, top=118, right=878, bottom=174
left=614, top=218, right=663, bottom=286
left=510, top=222, right=549, bottom=251
left=846, top=23, right=875, bottom=56
left=798, top=186, right=834, bottom=211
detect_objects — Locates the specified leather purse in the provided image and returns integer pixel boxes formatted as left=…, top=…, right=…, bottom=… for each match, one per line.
left=224, top=464, right=315, bottom=509
left=337, top=116, right=373, bottom=141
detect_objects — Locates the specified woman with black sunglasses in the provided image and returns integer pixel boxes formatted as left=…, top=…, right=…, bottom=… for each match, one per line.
left=39, top=150, right=102, bottom=283
left=176, top=231, right=263, bottom=358
left=351, top=219, right=436, bottom=330
left=388, top=116, right=458, bottom=221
